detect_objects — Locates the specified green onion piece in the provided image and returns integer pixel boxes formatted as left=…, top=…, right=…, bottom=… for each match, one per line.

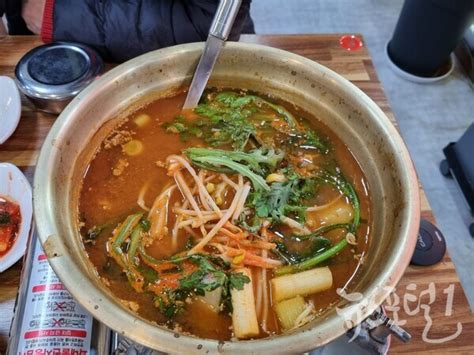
left=110, top=213, right=143, bottom=252
left=274, top=238, right=349, bottom=276
left=138, top=243, right=163, bottom=265
left=128, top=224, right=143, bottom=266
left=107, top=213, right=144, bottom=291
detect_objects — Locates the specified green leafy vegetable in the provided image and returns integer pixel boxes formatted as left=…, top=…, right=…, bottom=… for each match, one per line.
left=178, top=255, right=246, bottom=292
left=184, top=149, right=271, bottom=191
left=213, top=91, right=298, bottom=128
left=164, top=91, right=329, bottom=152
left=152, top=254, right=250, bottom=318
left=228, top=272, right=251, bottom=291
left=164, top=115, right=187, bottom=134
left=154, top=290, right=187, bottom=319
left=185, top=147, right=284, bottom=174
left=164, top=97, right=257, bottom=149
left=220, top=271, right=251, bottom=313
left=236, top=214, right=265, bottom=234
left=244, top=170, right=319, bottom=228
left=178, top=255, right=228, bottom=295
left=250, top=180, right=296, bottom=220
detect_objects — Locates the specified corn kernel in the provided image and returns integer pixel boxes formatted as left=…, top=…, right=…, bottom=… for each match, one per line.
left=266, top=173, right=287, bottom=183
left=232, top=253, right=245, bottom=265
left=206, top=183, right=215, bottom=193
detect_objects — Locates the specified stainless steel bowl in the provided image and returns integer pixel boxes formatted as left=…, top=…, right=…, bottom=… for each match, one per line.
left=15, top=42, right=103, bottom=114
left=34, top=42, right=420, bottom=353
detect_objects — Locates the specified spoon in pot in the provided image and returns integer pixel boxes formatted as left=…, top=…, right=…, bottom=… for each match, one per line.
left=182, top=0, right=242, bottom=109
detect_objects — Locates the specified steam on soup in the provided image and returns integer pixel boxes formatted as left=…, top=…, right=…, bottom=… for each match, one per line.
left=79, top=89, right=370, bottom=340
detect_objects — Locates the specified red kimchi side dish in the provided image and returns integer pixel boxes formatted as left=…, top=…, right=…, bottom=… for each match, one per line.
left=0, top=196, right=21, bottom=257
left=78, top=89, right=371, bottom=340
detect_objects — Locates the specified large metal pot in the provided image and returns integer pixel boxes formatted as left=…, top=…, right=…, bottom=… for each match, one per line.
left=34, top=42, right=420, bottom=353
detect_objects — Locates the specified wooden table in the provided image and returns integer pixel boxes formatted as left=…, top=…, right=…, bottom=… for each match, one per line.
left=0, top=34, right=472, bottom=354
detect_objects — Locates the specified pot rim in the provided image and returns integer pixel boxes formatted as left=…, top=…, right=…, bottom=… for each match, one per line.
left=33, top=41, right=420, bottom=353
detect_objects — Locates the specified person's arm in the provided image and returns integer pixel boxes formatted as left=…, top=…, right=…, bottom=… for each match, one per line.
left=21, top=0, right=44, bottom=34
left=0, top=0, right=5, bottom=35
left=23, top=0, right=252, bottom=62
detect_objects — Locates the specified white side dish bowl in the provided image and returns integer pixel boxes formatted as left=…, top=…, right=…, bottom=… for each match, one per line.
left=0, top=76, right=22, bottom=144
left=0, top=163, right=32, bottom=272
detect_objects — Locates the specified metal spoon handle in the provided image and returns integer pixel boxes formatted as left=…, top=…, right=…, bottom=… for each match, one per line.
left=182, top=0, right=242, bottom=109
left=210, top=0, right=242, bottom=40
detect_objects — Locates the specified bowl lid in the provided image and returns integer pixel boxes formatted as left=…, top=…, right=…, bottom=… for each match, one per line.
left=15, top=42, right=103, bottom=101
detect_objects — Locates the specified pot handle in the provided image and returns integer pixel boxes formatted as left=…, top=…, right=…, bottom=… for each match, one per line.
left=346, top=306, right=411, bottom=354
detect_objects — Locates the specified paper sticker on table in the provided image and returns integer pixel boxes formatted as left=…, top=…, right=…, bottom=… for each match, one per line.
left=17, top=240, right=93, bottom=354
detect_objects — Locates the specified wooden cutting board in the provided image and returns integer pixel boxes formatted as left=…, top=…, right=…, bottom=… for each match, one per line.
left=0, top=34, right=472, bottom=353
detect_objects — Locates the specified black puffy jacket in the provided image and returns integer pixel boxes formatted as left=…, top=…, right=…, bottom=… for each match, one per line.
left=2, top=0, right=254, bottom=62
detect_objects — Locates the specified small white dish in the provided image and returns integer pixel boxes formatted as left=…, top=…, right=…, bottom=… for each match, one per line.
left=0, top=163, right=32, bottom=272
left=0, top=76, right=22, bottom=144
